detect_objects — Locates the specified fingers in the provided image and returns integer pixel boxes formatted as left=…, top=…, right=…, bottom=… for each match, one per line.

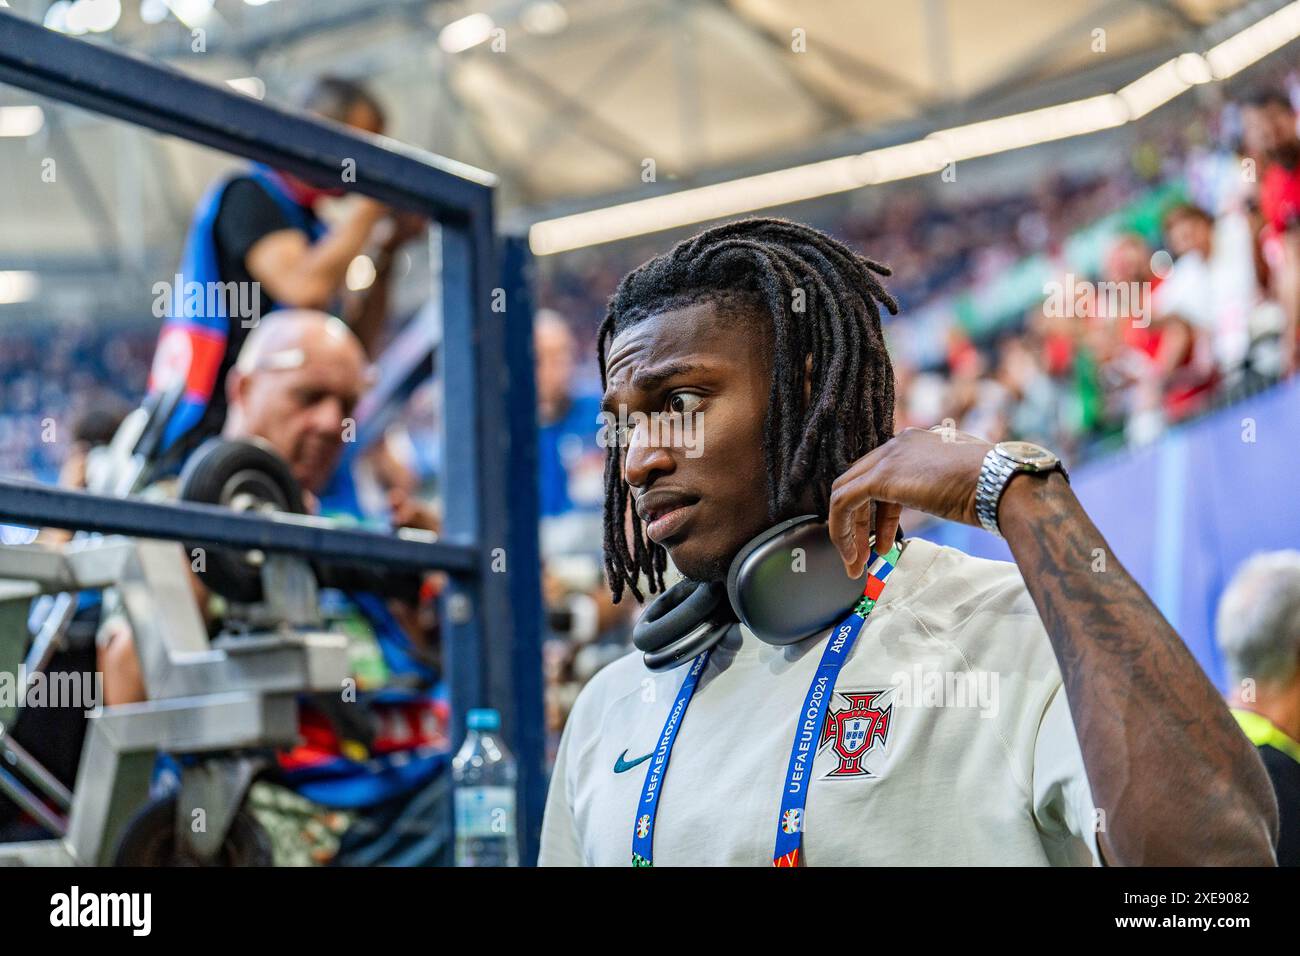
left=926, top=422, right=986, bottom=446
left=830, top=491, right=894, bottom=579
left=873, top=500, right=902, bottom=558
left=829, top=433, right=918, bottom=575
left=827, top=473, right=865, bottom=577
left=849, top=502, right=874, bottom=579
left=828, top=466, right=885, bottom=578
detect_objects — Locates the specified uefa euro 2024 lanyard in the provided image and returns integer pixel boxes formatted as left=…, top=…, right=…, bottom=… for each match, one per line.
left=631, top=544, right=901, bottom=867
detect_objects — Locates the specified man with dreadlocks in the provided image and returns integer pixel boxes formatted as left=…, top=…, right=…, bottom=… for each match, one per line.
left=538, top=218, right=1278, bottom=867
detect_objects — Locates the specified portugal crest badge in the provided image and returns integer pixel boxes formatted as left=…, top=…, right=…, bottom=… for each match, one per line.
left=818, top=689, right=894, bottom=778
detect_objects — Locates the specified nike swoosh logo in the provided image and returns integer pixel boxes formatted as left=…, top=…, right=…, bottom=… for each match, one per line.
left=613, top=749, right=653, bottom=773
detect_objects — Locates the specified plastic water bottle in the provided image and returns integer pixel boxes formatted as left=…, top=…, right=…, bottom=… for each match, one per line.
left=452, top=708, right=519, bottom=866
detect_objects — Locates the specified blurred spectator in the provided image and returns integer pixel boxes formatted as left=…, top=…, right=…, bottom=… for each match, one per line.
left=1086, top=233, right=1213, bottom=444
left=62, top=406, right=127, bottom=486
left=1242, top=89, right=1300, bottom=376
left=144, top=75, right=426, bottom=472
left=536, top=308, right=605, bottom=534
left=533, top=309, right=634, bottom=751
left=1216, top=551, right=1300, bottom=867
left=1158, top=202, right=1258, bottom=384
left=0, top=323, right=152, bottom=481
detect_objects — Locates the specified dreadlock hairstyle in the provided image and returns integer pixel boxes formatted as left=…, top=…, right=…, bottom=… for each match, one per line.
left=597, top=217, right=900, bottom=604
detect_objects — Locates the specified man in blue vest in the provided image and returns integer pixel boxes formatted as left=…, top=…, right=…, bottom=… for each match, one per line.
left=146, top=76, right=424, bottom=471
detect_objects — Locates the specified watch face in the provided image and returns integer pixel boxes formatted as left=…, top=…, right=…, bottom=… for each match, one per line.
left=996, top=441, right=1059, bottom=469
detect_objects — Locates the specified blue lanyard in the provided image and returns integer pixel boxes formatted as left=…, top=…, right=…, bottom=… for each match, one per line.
left=631, top=545, right=899, bottom=867
left=631, top=648, right=711, bottom=866
left=772, top=547, right=895, bottom=865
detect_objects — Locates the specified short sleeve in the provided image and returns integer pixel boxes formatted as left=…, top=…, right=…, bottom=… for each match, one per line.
left=538, top=713, right=584, bottom=866
left=1031, top=683, right=1103, bottom=866
left=214, top=178, right=296, bottom=270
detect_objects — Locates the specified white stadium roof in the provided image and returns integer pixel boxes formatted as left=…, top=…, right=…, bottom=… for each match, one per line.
left=0, top=0, right=1294, bottom=275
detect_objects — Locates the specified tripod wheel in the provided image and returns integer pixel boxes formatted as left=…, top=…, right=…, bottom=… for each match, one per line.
left=113, top=793, right=273, bottom=867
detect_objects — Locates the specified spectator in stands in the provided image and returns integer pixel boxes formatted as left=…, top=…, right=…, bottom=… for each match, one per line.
left=0, top=327, right=152, bottom=482
left=1216, top=551, right=1300, bottom=866
left=1242, top=89, right=1300, bottom=376
left=534, top=309, right=635, bottom=745
left=101, top=311, right=450, bottom=866
left=994, top=331, right=1056, bottom=445
left=536, top=309, right=605, bottom=533
left=59, top=406, right=126, bottom=490
left=146, top=75, right=426, bottom=470
left=1101, top=233, right=1213, bottom=441
left=1158, top=202, right=1257, bottom=384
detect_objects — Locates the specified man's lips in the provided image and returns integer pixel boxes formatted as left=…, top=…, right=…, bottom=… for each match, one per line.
left=645, top=503, right=695, bottom=544
left=636, top=493, right=699, bottom=544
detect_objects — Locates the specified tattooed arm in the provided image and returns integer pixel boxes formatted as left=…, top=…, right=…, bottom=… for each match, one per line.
left=828, top=426, right=1279, bottom=865
left=997, top=471, right=1277, bottom=864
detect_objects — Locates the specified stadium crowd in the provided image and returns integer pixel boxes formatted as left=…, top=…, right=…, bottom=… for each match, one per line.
left=0, top=323, right=148, bottom=480
left=539, top=84, right=1300, bottom=474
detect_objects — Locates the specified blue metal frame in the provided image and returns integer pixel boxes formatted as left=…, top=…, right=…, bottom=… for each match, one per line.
left=0, top=477, right=476, bottom=574
left=0, top=12, right=544, bottom=865
left=498, top=235, right=545, bottom=859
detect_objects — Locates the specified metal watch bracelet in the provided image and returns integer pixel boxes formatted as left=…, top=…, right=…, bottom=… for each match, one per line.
left=975, top=449, right=1018, bottom=536
left=974, top=446, right=1067, bottom=537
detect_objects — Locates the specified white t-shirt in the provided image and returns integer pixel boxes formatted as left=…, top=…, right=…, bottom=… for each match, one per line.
left=1153, top=214, right=1258, bottom=372
left=539, top=537, right=1101, bottom=866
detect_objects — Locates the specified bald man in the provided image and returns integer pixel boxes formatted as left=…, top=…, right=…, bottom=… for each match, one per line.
left=99, top=311, right=450, bottom=865
left=224, top=309, right=369, bottom=496
left=103, top=310, right=436, bottom=697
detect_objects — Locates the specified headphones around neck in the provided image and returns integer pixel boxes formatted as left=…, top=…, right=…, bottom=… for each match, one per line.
left=632, top=515, right=902, bottom=671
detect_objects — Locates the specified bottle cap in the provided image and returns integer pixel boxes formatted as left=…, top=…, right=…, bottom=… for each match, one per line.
left=467, top=708, right=500, bottom=731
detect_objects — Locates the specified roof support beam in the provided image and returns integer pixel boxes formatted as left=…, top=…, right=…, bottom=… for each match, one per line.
left=521, top=3, right=668, bottom=160
left=963, top=0, right=1135, bottom=108
left=712, top=0, right=857, bottom=126
left=1134, top=0, right=1204, bottom=34
left=487, top=52, right=671, bottom=176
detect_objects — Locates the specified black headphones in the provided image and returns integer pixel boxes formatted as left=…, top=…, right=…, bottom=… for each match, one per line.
left=632, top=515, right=902, bottom=670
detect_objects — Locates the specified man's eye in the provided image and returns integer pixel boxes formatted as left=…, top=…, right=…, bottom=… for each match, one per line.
left=668, top=392, right=703, bottom=415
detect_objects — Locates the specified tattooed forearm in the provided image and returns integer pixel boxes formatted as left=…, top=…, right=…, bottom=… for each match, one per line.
left=998, top=473, right=1278, bottom=865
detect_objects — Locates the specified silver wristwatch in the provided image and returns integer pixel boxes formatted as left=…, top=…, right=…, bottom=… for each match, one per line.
left=974, top=441, right=1068, bottom=536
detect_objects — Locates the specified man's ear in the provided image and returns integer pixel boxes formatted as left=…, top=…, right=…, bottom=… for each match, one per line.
left=225, top=367, right=248, bottom=417
left=802, top=353, right=813, bottom=409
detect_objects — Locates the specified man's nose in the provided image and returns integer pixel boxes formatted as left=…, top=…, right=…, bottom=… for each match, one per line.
left=623, top=430, right=675, bottom=489
left=308, top=397, right=347, bottom=437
